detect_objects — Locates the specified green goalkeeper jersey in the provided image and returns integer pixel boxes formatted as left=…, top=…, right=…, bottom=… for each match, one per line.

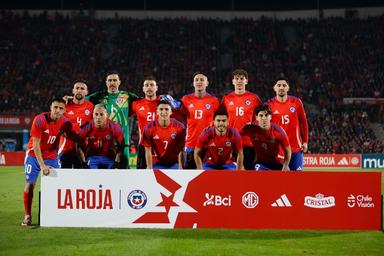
left=87, top=90, right=138, bottom=168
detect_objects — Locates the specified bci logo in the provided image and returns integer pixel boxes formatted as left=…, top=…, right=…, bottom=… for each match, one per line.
left=203, top=193, right=231, bottom=206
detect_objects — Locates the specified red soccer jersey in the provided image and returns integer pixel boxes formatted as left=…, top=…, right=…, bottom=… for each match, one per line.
left=196, top=127, right=243, bottom=165
left=267, top=96, right=308, bottom=152
left=142, top=119, right=186, bottom=165
left=59, top=100, right=94, bottom=154
left=131, top=97, right=160, bottom=144
left=181, top=93, right=220, bottom=148
left=79, top=119, right=124, bottom=158
left=27, top=112, right=73, bottom=159
left=242, top=124, right=290, bottom=164
left=222, top=91, right=262, bottom=147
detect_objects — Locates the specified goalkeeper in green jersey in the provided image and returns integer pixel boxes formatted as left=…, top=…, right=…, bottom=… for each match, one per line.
left=87, top=71, right=139, bottom=169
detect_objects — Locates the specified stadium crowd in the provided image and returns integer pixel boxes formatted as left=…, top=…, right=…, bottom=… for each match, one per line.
left=0, top=10, right=383, bottom=153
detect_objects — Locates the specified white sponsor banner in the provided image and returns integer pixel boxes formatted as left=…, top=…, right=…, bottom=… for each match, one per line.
left=40, top=169, right=202, bottom=228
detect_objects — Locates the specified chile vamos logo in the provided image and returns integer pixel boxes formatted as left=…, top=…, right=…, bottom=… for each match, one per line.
left=127, top=190, right=147, bottom=209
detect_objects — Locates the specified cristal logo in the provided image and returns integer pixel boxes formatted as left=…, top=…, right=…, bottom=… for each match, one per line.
left=304, top=193, right=335, bottom=208
left=203, top=193, right=231, bottom=207
left=242, top=192, right=259, bottom=208
left=347, top=194, right=375, bottom=208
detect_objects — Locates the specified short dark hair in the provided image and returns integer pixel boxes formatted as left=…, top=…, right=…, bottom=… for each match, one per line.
left=232, top=69, right=248, bottom=80
left=106, top=70, right=120, bottom=78
left=144, top=75, right=156, bottom=81
left=157, top=100, right=171, bottom=107
left=255, top=104, right=272, bottom=115
left=213, top=108, right=228, bottom=119
left=51, top=98, right=66, bottom=105
left=192, top=71, right=207, bottom=79
left=73, top=79, right=87, bottom=85
left=275, top=76, right=289, bottom=85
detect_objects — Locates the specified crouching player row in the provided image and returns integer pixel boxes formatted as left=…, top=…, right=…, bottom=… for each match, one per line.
left=193, top=105, right=291, bottom=171
left=22, top=100, right=124, bottom=226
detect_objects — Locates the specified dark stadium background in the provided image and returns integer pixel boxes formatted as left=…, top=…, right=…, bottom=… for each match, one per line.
left=1, top=0, right=384, bottom=10
left=0, top=0, right=383, bottom=155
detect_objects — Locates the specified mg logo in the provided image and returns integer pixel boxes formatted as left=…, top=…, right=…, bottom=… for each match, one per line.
left=242, top=192, right=259, bottom=208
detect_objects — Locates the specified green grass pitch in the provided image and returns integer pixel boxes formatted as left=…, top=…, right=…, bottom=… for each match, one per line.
left=0, top=166, right=383, bottom=255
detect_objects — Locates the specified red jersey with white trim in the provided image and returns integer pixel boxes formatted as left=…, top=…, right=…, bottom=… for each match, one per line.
left=222, top=91, right=262, bottom=147
left=181, top=93, right=219, bottom=148
left=27, top=112, right=73, bottom=159
left=142, top=119, right=186, bottom=165
left=267, top=96, right=308, bottom=152
left=131, top=97, right=159, bottom=144
left=59, top=100, right=94, bottom=154
left=196, top=127, right=243, bottom=165
left=79, top=119, right=124, bottom=158
left=242, top=124, right=289, bottom=164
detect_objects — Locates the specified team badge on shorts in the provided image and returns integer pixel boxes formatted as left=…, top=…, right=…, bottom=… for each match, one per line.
left=205, top=104, right=211, bottom=110
left=226, top=141, right=232, bottom=147
left=85, top=109, right=90, bottom=116
left=127, top=190, right=147, bottom=210
left=105, top=134, right=111, bottom=140
left=245, top=100, right=251, bottom=106
left=290, top=107, right=295, bottom=112
left=171, top=133, right=176, bottom=139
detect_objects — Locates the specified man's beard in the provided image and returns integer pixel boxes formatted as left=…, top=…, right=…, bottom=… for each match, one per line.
left=75, top=94, right=84, bottom=100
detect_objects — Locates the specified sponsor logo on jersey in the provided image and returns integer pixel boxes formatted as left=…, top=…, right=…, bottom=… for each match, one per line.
left=139, top=106, right=145, bottom=111
left=290, top=107, right=295, bottom=112
left=271, top=194, right=292, bottom=207
left=85, top=109, right=90, bottom=116
left=44, top=129, right=50, bottom=134
left=225, top=141, right=232, bottom=147
left=245, top=100, right=251, bottom=106
left=127, top=190, right=147, bottom=210
left=203, top=193, right=231, bottom=207
left=209, top=142, right=216, bottom=147
left=205, top=104, right=211, bottom=110
left=68, top=111, right=74, bottom=115
left=273, top=110, right=280, bottom=114
left=242, top=192, right=259, bottom=208
left=153, top=134, right=159, bottom=140
left=304, top=193, right=335, bottom=208
left=171, top=133, right=176, bottom=139
left=228, top=101, right=234, bottom=106
left=188, top=104, right=194, bottom=108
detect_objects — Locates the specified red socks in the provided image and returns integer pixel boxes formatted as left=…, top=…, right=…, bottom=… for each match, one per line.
left=23, top=191, right=33, bottom=216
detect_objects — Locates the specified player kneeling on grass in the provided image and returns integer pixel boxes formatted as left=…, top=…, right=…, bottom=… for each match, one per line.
left=242, top=104, right=291, bottom=171
left=22, top=98, right=83, bottom=226
left=78, top=104, right=125, bottom=169
left=194, top=109, right=244, bottom=170
left=142, top=100, right=186, bottom=169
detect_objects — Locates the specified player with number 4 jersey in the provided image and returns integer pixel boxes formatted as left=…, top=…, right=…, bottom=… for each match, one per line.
left=59, top=80, right=94, bottom=168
